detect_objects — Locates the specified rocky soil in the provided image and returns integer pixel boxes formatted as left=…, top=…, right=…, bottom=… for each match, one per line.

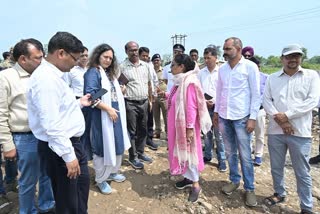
left=4, top=112, right=320, bottom=214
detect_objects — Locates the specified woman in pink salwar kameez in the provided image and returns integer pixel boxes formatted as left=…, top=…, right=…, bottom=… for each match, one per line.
left=164, top=54, right=212, bottom=202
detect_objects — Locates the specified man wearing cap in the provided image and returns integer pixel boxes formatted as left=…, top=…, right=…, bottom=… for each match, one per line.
left=162, top=44, right=185, bottom=92
left=263, top=44, right=320, bottom=214
left=152, top=54, right=167, bottom=139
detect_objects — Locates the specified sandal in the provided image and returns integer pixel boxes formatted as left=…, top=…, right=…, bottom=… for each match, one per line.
left=264, top=193, right=286, bottom=206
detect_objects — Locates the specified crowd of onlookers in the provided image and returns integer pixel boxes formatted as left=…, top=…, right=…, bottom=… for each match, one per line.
left=0, top=32, right=319, bottom=214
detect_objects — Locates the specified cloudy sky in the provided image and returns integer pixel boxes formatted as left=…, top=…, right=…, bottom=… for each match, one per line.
left=1, top=0, right=319, bottom=60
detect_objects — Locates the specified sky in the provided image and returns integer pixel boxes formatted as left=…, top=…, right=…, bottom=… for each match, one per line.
left=0, top=0, right=319, bottom=61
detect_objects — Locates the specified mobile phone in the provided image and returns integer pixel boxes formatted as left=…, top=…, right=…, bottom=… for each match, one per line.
left=204, top=93, right=213, bottom=100
left=118, top=73, right=129, bottom=85
left=90, top=88, right=108, bottom=101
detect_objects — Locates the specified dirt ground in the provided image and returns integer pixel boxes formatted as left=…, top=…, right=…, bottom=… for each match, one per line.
left=4, top=114, right=320, bottom=214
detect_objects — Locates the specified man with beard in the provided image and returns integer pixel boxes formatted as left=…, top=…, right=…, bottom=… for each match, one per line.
left=119, top=41, right=153, bottom=169
left=213, top=37, right=260, bottom=207
left=263, top=44, right=320, bottom=214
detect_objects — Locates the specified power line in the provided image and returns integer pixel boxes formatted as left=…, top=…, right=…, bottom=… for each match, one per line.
left=188, top=6, right=320, bottom=35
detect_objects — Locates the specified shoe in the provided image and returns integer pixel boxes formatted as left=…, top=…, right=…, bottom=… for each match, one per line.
left=138, top=153, right=153, bottom=163
left=245, top=190, right=257, bottom=207
left=203, top=157, right=212, bottom=163
left=96, top=181, right=112, bottom=194
left=175, top=178, right=193, bottom=190
left=309, top=155, right=320, bottom=164
left=0, top=194, right=12, bottom=213
left=153, top=133, right=160, bottom=139
left=107, top=173, right=126, bottom=183
left=221, top=182, right=240, bottom=195
left=254, top=157, right=262, bottom=166
left=218, top=161, right=227, bottom=172
left=300, top=209, right=314, bottom=214
left=188, top=187, right=202, bottom=203
left=128, top=159, right=144, bottom=169
left=146, top=141, right=159, bottom=151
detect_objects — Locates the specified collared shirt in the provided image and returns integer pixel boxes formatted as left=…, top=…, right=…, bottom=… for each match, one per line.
left=263, top=67, right=320, bottom=137
left=162, top=63, right=174, bottom=92
left=198, top=66, right=219, bottom=102
left=147, top=62, right=158, bottom=95
left=119, top=59, right=152, bottom=100
left=215, top=57, right=260, bottom=120
left=27, top=59, right=85, bottom=163
left=155, top=66, right=167, bottom=92
left=259, top=72, right=269, bottom=103
left=0, top=63, right=31, bottom=152
left=62, top=65, right=87, bottom=97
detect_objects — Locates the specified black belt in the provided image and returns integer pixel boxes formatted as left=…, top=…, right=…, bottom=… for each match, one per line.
left=76, top=96, right=81, bottom=99
left=125, top=99, right=147, bottom=105
left=12, top=131, right=32, bottom=135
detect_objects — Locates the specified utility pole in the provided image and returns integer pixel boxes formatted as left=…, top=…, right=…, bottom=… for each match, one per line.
left=171, top=34, right=187, bottom=47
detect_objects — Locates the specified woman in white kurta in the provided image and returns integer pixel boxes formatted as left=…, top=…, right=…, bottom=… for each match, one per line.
left=84, top=44, right=130, bottom=194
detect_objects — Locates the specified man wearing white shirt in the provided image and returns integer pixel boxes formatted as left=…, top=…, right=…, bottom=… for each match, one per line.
left=63, top=47, right=92, bottom=161
left=162, top=44, right=185, bottom=93
left=263, top=44, right=320, bottom=214
left=198, top=47, right=226, bottom=172
left=27, top=32, right=92, bottom=214
left=213, top=37, right=260, bottom=207
left=63, top=47, right=88, bottom=98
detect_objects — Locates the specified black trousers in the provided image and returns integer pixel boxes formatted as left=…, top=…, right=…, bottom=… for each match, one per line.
left=38, top=138, right=90, bottom=214
left=125, top=99, right=148, bottom=160
left=147, top=103, right=154, bottom=143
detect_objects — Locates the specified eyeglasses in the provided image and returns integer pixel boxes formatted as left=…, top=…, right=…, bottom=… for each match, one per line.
left=244, top=54, right=251, bottom=58
left=64, top=50, right=78, bottom=62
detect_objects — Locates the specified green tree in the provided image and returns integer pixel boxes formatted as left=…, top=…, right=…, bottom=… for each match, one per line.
left=307, top=55, right=320, bottom=64
left=265, top=55, right=282, bottom=67
left=301, top=47, right=308, bottom=61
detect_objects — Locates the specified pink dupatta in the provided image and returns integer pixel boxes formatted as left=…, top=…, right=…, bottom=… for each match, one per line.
left=174, top=68, right=212, bottom=168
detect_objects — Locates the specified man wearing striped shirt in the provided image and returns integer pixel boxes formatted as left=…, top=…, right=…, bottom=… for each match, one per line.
left=119, top=41, right=153, bottom=169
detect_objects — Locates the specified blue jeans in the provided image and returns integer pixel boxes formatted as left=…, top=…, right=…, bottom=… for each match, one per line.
left=204, top=126, right=226, bottom=162
left=0, top=153, right=17, bottom=195
left=268, top=134, right=313, bottom=212
left=219, top=116, right=254, bottom=191
left=13, top=133, right=55, bottom=214
left=204, top=108, right=226, bottom=162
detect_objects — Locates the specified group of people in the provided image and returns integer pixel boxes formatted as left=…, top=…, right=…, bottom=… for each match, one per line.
left=0, top=32, right=319, bottom=214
